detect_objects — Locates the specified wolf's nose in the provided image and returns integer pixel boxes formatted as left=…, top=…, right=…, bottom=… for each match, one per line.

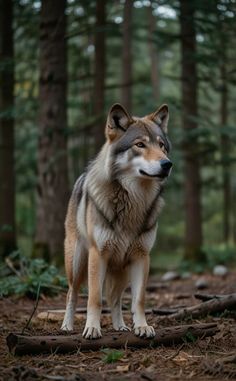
left=160, top=159, right=172, bottom=171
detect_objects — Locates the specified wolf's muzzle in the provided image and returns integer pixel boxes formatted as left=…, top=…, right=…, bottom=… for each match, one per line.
left=160, top=159, right=172, bottom=177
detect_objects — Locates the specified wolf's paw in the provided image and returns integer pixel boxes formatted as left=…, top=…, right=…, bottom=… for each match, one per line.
left=134, top=325, right=155, bottom=338
left=82, top=326, right=102, bottom=339
left=61, top=323, right=73, bottom=331
left=116, top=325, right=131, bottom=332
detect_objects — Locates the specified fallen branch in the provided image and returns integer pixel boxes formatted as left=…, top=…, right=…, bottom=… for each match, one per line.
left=37, top=308, right=152, bottom=323
left=194, top=293, right=236, bottom=302
left=152, top=305, right=187, bottom=315
left=7, top=323, right=218, bottom=356
left=5, top=257, right=21, bottom=277
left=165, top=293, right=236, bottom=321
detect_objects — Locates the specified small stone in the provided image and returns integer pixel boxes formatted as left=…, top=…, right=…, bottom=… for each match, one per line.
left=161, top=271, right=180, bottom=282
left=181, top=271, right=192, bottom=280
left=195, top=277, right=208, bottom=290
left=213, top=265, right=228, bottom=277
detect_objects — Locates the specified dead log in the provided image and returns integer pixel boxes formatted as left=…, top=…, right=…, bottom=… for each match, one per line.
left=165, top=293, right=236, bottom=321
left=7, top=323, right=218, bottom=356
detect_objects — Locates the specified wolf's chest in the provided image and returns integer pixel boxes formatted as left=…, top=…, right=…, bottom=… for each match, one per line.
left=111, top=195, right=143, bottom=230
left=93, top=223, right=139, bottom=264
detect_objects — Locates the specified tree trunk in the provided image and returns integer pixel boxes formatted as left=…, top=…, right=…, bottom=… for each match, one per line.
left=180, top=0, right=205, bottom=262
left=220, top=62, right=230, bottom=243
left=121, top=0, right=133, bottom=113
left=147, top=5, right=159, bottom=102
left=0, top=0, right=16, bottom=258
left=34, top=0, right=69, bottom=264
left=219, top=28, right=231, bottom=244
left=94, top=0, right=106, bottom=151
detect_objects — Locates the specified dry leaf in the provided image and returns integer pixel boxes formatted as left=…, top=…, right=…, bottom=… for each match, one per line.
left=116, top=364, right=129, bottom=372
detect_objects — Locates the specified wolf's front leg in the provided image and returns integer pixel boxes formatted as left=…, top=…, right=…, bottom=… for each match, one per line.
left=130, top=255, right=155, bottom=338
left=83, top=246, right=107, bottom=339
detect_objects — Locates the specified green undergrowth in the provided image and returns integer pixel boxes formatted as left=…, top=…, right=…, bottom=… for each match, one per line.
left=151, top=244, right=236, bottom=274
left=0, top=251, right=67, bottom=298
left=101, top=349, right=124, bottom=364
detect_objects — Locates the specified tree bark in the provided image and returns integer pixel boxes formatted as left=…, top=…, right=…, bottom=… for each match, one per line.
left=147, top=5, right=159, bottom=102
left=179, top=0, right=205, bottom=262
left=7, top=323, right=218, bottom=355
left=121, top=0, right=133, bottom=112
left=93, top=0, right=106, bottom=151
left=0, top=0, right=16, bottom=258
left=34, top=0, right=69, bottom=264
left=220, top=33, right=230, bottom=243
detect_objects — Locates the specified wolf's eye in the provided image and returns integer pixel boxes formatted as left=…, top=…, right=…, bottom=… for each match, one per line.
left=135, top=142, right=146, bottom=148
left=159, top=142, right=165, bottom=149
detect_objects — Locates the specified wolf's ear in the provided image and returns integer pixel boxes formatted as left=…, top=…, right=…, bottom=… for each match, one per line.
left=148, top=104, right=169, bottom=134
left=106, top=103, right=133, bottom=141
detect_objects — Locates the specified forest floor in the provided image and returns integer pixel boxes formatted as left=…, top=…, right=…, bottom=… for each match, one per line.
left=1, top=272, right=236, bottom=381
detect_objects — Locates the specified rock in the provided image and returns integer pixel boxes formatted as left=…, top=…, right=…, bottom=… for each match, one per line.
left=181, top=271, right=192, bottom=280
left=213, top=265, right=228, bottom=277
left=161, top=271, right=180, bottom=282
left=195, top=277, right=209, bottom=290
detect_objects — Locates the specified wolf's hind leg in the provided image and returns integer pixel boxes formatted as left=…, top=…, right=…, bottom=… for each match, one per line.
left=61, top=286, right=78, bottom=331
left=106, top=271, right=130, bottom=332
left=83, top=246, right=107, bottom=339
left=61, top=239, right=87, bottom=331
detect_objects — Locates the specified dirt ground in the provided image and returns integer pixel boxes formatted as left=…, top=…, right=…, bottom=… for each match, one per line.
left=1, top=272, right=236, bottom=381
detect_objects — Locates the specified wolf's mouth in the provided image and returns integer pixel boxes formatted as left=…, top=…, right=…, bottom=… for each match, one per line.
left=139, top=169, right=167, bottom=179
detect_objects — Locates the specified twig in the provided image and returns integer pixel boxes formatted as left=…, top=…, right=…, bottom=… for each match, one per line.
left=152, top=306, right=187, bottom=315
left=21, top=283, right=41, bottom=334
left=5, top=257, right=21, bottom=277
left=41, top=376, right=65, bottom=381
left=216, top=354, right=236, bottom=364
left=165, top=343, right=185, bottom=361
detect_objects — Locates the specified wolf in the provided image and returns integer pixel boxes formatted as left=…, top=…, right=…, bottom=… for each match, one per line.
left=61, top=103, right=172, bottom=339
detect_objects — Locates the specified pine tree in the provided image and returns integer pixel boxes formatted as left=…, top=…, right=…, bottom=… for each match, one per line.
left=179, top=0, right=205, bottom=262
left=0, top=0, right=16, bottom=258
left=94, top=0, right=106, bottom=151
left=34, top=0, right=69, bottom=263
left=121, top=0, right=133, bottom=112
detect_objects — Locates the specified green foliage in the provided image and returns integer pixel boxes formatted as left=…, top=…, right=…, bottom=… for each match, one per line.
left=180, top=259, right=207, bottom=274
left=184, top=331, right=197, bottom=343
left=206, top=245, right=236, bottom=268
left=101, top=349, right=124, bottom=364
left=0, top=251, right=67, bottom=299
left=178, top=245, right=235, bottom=273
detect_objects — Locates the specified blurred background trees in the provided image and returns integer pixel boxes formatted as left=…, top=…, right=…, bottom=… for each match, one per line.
left=0, top=0, right=16, bottom=257
left=0, top=0, right=236, bottom=269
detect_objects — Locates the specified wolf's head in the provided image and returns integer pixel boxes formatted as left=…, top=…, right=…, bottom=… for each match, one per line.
left=105, top=104, right=172, bottom=183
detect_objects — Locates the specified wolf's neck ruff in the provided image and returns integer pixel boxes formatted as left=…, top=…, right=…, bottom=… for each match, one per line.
left=85, top=142, right=164, bottom=237
left=87, top=177, right=163, bottom=236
